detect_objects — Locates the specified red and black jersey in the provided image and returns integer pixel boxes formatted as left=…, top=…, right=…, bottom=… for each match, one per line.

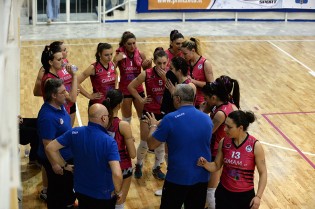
left=221, top=134, right=257, bottom=192
left=90, top=61, right=116, bottom=105
left=107, top=117, right=132, bottom=170
left=189, top=56, right=207, bottom=106
left=144, top=67, right=165, bottom=114
left=117, top=47, right=144, bottom=95
left=211, top=102, right=235, bottom=157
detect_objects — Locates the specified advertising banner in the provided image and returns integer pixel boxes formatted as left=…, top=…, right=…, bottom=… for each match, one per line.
left=147, top=0, right=315, bottom=10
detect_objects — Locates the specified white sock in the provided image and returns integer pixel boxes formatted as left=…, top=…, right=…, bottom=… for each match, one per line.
left=207, top=188, right=216, bottom=209
left=153, top=143, right=165, bottom=168
left=122, top=117, right=131, bottom=124
left=136, top=140, right=148, bottom=165
left=115, top=203, right=124, bottom=209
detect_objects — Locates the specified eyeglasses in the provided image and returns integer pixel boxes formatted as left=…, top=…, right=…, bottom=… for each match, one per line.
left=172, top=94, right=180, bottom=99
left=101, top=114, right=109, bottom=118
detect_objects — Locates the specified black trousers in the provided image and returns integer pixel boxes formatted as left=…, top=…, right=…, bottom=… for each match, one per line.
left=160, top=180, right=208, bottom=209
left=76, top=192, right=117, bottom=209
left=215, top=183, right=255, bottom=209
left=19, top=118, right=38, bottom=161
left=42, top=159, right=76, bottom=209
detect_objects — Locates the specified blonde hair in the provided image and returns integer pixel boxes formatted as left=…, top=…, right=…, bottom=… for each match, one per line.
left=181, top=37, right=202, bottom=56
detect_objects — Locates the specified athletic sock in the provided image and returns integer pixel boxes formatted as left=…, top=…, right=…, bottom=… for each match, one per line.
left=136, top=140, right=148, bottom=165
left=207, top=188, right=216, bottom=209
left=153, top=143, right=165, bottom=168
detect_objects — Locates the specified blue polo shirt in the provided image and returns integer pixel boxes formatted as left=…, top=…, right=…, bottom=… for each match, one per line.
left=153, top=105, right=213, bottom=185
left=37, top=102, right=73, bottom=160
left=57, top=122, right=120, bottom=200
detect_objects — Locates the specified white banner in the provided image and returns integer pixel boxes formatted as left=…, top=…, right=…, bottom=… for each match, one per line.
left=211, top=0, right=314, bottom=9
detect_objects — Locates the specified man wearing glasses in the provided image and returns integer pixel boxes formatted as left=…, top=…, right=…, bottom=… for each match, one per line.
left=46, top=103, right=123, bottom=209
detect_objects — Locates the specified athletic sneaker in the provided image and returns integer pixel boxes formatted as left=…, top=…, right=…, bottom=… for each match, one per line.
left=39, top=190, right=47, bottom=201
left=134, top=164, right=143, bottom=179
left=152, top=166, right=165, bottom=180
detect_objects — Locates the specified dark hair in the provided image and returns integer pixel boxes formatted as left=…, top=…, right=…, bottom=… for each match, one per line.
left=202, top=76, right=240, bottom=108
left=153, top=47, right=167, bottom=61
left=102, top=89, right=124, bottom=121
left=41, top=41, right=63, bottom=74
left=169, top=30, right=184, bottom=48
left=219, top=75, right=240, bottom=108
left=181, top=37, right=202, bottom=56
left=228, top=110, right=255, bottom=131
left=171, top=57, right=188, bottom=76
left=119, top=31, right=136, bottom=47
left=95, top=43, right=112, bottom=62
left=44, top=78, right=64, bottom=102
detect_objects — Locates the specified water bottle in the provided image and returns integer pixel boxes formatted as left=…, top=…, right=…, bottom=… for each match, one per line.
left=71, top=65, right=78, bottom=72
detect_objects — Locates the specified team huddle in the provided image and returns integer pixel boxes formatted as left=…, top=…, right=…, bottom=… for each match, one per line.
left=33, top=30, right=267, bottom=209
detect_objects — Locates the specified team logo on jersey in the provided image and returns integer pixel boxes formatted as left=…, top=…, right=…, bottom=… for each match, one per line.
left=60, top=118, right=64, bottom=125
left=111, top=65, right=114, bottom=70
left=107, top=72, right=111, bottom=77
left=246, top=145, right=253, bottom=152
left=98, top=68, right=103, bottom=73
left=225, top=143, right=232, bottom=149
left=198, top=64, right=203, bottom=70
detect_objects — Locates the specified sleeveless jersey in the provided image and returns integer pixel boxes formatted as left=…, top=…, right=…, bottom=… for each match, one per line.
left=107, top=117, right=132, bottom=169
left=165, top=49, right=183, bottom=70
left=189, top=56, right=207, bottom=106
left=221, top=135, right=257, bottom=192
left=41, top=72, right=59, bottom=101
left=57, top=58, right=74, bottom=113
left=117, top=47, right=144, bottom=95
left=144, top=67, right=165, bottom=114
left=211, top=102, right=235, bottom=157
left=90, top=61, right=116, bottom=104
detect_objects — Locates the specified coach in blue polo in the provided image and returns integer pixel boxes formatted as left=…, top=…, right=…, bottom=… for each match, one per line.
left=146, top=84, right=213, bottom=209
left=46, top=103, right=122, bottom=209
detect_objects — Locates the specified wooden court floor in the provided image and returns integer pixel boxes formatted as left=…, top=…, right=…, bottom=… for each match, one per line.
left=20, top=36, right=315, bottom=209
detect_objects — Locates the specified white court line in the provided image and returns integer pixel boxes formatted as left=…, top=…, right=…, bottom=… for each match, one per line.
left=260, top=141, right=315, bottom=156
left=21, top=39, right=315, bottom=47
left=75, top=103, right=83, bottom=127
left=268, top=41, right=315, bottom=76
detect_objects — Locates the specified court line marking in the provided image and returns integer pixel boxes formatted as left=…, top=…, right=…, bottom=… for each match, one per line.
left=21, top=39, right=315, bottom=48
left=260, top=141, right=315, bottom=157
left=268, top=41, right=315, bottom=76
left=262, top=113, right=315, bottom=169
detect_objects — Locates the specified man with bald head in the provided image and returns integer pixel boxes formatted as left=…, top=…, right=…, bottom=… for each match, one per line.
left=46, top=103, right=123, bottom=209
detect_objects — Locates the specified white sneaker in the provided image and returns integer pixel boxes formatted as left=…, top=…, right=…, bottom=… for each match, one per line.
left=47, top=19, right=51, bottom=24
left=154, top=189, right=162, bottom=196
